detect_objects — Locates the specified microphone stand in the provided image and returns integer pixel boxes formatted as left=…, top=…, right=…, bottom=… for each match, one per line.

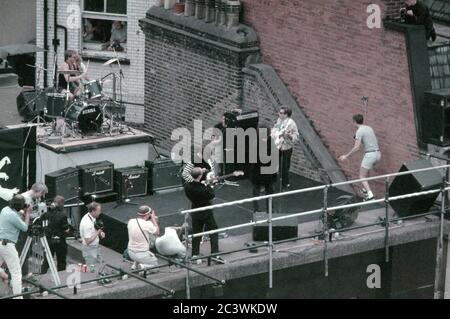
left=112, top=47, right=131, bottom=133
left=114, top=177, right=137, bottom=208
left=362, top=96, right=369, bottom=118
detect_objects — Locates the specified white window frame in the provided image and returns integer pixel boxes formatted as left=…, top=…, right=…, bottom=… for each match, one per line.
left=81, top=0, right=128, bottom=60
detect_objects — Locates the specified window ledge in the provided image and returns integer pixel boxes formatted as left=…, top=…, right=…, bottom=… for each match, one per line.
left=81, top=50, right=130, bottom=65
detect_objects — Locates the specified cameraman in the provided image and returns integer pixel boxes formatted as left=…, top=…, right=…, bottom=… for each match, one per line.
left=79, top=202, right=105, bottom=265
left=401, top=0, right=436, bottom=41
left=21, top=182, right=48, bottom=217
left=0, top=195, right=30, bottom=298
left=18, top=182, right=48, bottom=275
left=41, top=196, right=70, bottom=273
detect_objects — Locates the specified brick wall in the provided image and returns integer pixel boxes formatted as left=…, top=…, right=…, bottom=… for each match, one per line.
left=242, top=0, right=419, bottom=195
left=141, top=6, right=260, bottom=156
left=242, top=72, right=322, bottom=181
left=35, top=0, right=155, bottom=123
left=384, top=0, right=405, bottom=18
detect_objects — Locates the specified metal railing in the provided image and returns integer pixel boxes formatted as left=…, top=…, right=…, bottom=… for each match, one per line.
left=2, top=161, right=449, bottom=299
left=180, top=162, right=450, bottom=299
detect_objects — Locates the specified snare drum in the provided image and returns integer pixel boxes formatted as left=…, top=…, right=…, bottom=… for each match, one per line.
left=84, top=80, right=102, bottom=99
left=46, top=92, right=68, bottom=118
left=65, top=101, right=103, bottom=134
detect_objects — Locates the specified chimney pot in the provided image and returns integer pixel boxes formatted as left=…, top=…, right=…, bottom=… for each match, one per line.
left=219, top=0, right=227, bottom=26
left=226, top=0, right=241, bottom=28
left=185, top=0, right=195, bottom=16
left=194, top=0, right=206, bottom=20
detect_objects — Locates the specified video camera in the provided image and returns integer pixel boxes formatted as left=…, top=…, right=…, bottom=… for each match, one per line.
left=400, top=7, right=407, bottom=16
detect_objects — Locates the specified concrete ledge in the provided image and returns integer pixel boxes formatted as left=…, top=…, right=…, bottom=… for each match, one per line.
left=35, top=208, right=450, bottom=299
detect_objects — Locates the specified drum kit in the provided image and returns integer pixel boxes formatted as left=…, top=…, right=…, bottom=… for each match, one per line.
left=25, top=58, right=126, bottom=138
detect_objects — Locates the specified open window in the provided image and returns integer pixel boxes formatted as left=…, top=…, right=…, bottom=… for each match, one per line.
left=82, top=0, right=128, bottom=58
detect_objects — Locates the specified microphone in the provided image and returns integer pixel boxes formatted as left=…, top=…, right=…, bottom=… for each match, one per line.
left=361, top=96, right=369, bottom=102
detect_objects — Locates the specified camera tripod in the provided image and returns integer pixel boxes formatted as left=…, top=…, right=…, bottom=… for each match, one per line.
left=19, top=229, right=61, bottom=286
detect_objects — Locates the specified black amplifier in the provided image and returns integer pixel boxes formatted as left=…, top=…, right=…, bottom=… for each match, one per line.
left=45, top=167, right=80, bottom=201
left=236, top=110, right=259, bottom=129
left=114, top=166, right=148, bottom=199
left=77, top=161, right=114, bottom=196
left=145, top=158, right=183, bottom=193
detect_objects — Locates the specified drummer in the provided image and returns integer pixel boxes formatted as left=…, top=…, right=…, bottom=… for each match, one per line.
left=74, top=53, right=90, bottom=85
left=58, top=50, right=87, bottom=101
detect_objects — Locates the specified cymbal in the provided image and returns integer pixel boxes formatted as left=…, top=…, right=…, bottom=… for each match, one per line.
left=103, top=58, right=118, bottom=66
left=57, top=70, right=82, bottom=75
left=26, top=64, right=48, bottom=71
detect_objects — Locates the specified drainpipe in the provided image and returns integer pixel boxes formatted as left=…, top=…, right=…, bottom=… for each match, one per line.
left=57, top=25, right=68, bottom=52
left=53, top=0, right=68, bottom=67
left=53, top=0, right=60, bottom=54
left=44, top=0, right=49, bottom=87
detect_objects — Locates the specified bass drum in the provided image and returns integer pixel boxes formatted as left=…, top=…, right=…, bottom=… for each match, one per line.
left=65, top=101, right=103, bottom=134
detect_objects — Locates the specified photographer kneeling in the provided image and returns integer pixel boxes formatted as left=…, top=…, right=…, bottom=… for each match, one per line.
left=127, top=205, right=159, bottom=270
left=0, top=195, right=30, bottom=298
left=41, top=196, right=70, bottom=273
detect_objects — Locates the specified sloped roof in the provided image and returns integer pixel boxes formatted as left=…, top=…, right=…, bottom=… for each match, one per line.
left=423, top=0, right=450, bottom=25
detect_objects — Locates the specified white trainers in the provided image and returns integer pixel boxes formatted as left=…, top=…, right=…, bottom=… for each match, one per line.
left=191, top=255, right=203, bottom=265
left=362, top=189, right=374, bottom=201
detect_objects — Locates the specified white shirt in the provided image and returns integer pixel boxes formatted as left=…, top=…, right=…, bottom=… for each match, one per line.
left=21, top=191, right=43, bottom=220
left=272, top=117, right=299, bottom=150
left=79, top=213, right=98, bottom=247
left=21, top=191, right=33, bottom=206
left=127, top=218, right=157, bottom=252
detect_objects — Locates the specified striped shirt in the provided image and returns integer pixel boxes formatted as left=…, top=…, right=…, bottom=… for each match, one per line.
left=181, top=159, right=216, bottom=184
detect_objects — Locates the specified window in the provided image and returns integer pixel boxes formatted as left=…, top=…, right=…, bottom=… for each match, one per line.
left=82, top=0, right=127, bottom=55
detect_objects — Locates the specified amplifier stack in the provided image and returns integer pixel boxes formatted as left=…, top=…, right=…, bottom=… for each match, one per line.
left=77, top=161, right=114, bottom=196
left=114, top=166, right=148, bottom=199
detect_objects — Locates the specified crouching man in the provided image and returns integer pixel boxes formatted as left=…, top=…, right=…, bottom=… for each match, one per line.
left=127, top=205, right=160, bottom=269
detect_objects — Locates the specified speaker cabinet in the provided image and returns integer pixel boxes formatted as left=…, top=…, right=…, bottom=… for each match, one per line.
left=16, top=90, right=47, bottom=121
left=114, top=166, right=148, bottom=199
left=145, top=159, right=182, bottom=193
left=389, top=159, right=442, bottom=217
left=45, top=167, right=80, bottom=201
left=253, top=212, right=298, bottom=241
left=77, top=161, right=114, bottom=196
left=328, top=195, right=361, bottom=229
left=422, top=89, right=450, bottom=146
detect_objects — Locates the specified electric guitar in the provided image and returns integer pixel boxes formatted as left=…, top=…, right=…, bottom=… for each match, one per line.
left=204, top=170, right=244, bottom=185
left=272, top=128, right=293, bottom=150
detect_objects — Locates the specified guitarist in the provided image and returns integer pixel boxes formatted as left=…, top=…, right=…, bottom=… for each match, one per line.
left=181, top=145, right=217, bottom=185
left=271, top=106, right=299, bottom=190
left=184, top=167, right=224, bottom=264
